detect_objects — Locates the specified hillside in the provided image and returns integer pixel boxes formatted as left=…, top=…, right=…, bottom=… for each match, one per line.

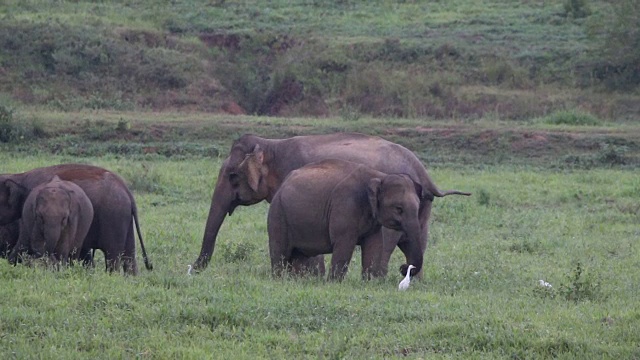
left=1, top=0, right=638, bottom=120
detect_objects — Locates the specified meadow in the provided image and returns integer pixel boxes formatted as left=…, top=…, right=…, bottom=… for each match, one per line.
left=1, top=132, right=639, bottom=358
left=0, top=0, right=638, bottom=357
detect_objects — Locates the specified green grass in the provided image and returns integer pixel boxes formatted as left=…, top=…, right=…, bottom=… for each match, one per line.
left=1, top=151, right=639, bottom=358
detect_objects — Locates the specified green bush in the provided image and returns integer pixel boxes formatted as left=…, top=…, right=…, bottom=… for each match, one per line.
left=542, top=109, right=601, bottom=126
left=0, top=104, right=15, bottom=143
left=586, top=0, right=640, bottom=90
left=563, top=0, right=592, bottom=19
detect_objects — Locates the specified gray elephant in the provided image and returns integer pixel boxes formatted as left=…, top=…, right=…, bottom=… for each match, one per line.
left=9, top=176, right=94, bottom=265
left=0, top=164, right=152, bottom=274
left=194, top=132, right=470, bottom=277
left=268, top=159, right=424, bottom=281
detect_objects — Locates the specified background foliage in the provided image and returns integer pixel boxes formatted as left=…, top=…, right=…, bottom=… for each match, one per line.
left=0, top=0, right=639, bottom=119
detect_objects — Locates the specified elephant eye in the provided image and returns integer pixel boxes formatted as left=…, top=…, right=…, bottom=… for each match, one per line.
left=229, top=173, right=240, bottom=187
left=395, top=206, right=403, bottom=215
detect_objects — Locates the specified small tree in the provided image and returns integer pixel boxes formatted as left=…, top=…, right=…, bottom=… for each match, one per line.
left=587, top=0, right=640, bottom=90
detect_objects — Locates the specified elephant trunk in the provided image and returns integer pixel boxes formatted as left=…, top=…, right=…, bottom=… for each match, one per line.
left=193, top=167, right=234, bottom=271
left=401, top=219, right=424, bottom=275
left=39, top=221, right=62, bottom=258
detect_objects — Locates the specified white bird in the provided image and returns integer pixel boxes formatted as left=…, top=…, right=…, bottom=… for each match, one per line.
left=398, top=265, right=416, bottom=291
left=538, top=279, right=552, bottom=288
left=187, top=264, right=193, bottom=276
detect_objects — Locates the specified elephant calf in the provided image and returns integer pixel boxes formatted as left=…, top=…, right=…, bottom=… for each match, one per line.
left=9, top=176, right=94, bottom=265
left=268, top=159, right=424, bottom=281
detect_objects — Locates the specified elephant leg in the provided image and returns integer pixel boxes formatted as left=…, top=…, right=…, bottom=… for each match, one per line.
left=328, top=230, right=358, bottom=281
left=267, top=202, right=292, bottom=277
left=122, top=221, right=139, bottom=276
left=79, top=247, right=94, bottom=267
left=105, top=251, right=122, bottom=273
left=290, top=253, right=325, bottom=277
left=360, top=231, right=384, bottom=280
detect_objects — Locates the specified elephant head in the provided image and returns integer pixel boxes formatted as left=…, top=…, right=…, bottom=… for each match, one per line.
left=226, top=143, right=271, bottom=212
left=0, top=177, right=28, bottom=225
left=368, top=174, right=424, bottom=276
left=30, top=181, right=72, bottom=257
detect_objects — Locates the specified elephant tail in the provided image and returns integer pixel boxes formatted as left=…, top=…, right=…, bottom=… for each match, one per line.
left=434, top=189, right=472, bottom=197
left=133, top=206, right=153, bottom=271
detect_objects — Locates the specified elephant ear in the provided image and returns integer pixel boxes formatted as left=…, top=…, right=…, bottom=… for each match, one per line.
left=405, top=175, right=432, bottom=202
left=240, top=144, right=265, bottom=193
left=367, top=178, right=382, bottom=219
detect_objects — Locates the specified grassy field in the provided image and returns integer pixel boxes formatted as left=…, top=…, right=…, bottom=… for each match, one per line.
left=1, top=114, right=639, bottom=358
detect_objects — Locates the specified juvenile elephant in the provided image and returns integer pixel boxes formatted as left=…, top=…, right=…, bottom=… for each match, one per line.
left=194, top=132, right=470, bottom=277
left=9, top=176, right=94, bottom=265
left=0, top=164, right=152, bottom=274
left=268, top=159, right=424, bottom=281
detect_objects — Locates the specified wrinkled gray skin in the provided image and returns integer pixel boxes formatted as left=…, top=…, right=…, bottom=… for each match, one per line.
left=0, top=164, right=152, bottom=275
left=268, top=159, right=424, bottom=281
left=9, top=176, right=94, bottom=265
left=194, top=132, right=470, bottom=277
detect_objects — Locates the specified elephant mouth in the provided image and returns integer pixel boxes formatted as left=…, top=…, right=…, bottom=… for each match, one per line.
left=385, top=220, right=402, bottom=231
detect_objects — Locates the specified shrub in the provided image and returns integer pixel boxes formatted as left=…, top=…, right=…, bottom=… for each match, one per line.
left=219, top=241, right=255, bottom=263
left=542, top=110, right=601, bottom=126
left=563, top=0, right=592, bottom=19
left=586, top=0, right=640, bottom=90
left=596, top=143, right=628, bottom=166
left=0, top=104, right=15, bottom=143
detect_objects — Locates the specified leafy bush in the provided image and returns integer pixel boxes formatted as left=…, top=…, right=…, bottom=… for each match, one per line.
left=586, top=0, right=640, bottom=90
left=596, top=143, right=628, bottom=166
left=542, top=110, right=601, bottom=126
left=563, top=0, right=592, bottom=19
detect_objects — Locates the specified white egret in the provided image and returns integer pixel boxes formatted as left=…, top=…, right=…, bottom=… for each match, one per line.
left=538, top=279, right=552, bottom=288
left=398, top=265, right=416, bottom=291
left=187, top=264, right=193, bottom=276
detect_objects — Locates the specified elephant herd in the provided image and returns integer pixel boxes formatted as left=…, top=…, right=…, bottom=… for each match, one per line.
left=0, top=132, right=471, bottom=280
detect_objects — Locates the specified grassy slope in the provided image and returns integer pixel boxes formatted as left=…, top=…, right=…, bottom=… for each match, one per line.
left=1, top=0, right=637, bottom=119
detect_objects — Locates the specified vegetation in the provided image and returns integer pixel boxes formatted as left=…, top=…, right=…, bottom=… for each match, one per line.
left=1, top=148, right=639, bottom=358
left=1, top=1, right=639, bottom=357
left=0, top=0, right=638, bottom=119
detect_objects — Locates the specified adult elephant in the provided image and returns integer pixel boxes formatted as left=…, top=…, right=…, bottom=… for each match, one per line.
left=9, top=176, right=94, bottom=265
left=0, top=164, right=152, bottom=275
left=194, top=132, right=470, bottom=276
left=269, top=159, right=425, bottom=280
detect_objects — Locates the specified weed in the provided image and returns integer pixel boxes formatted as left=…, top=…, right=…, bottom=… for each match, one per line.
left=340, top=104, right=361, bottom=121
left=120, top=163, right=164, bottom=194
left=116, top=118, right=130, bottom=132
left=476, top=189, right=491, bottom=206
left=563, top=0, right=592, bottom=19
left=0, top=104, right=15, bottom=143
left=596, top=142, right=628, bottom=166
left=219, top=241, right=256, bottom=263
left=542, top=110, right=601, bottom=126
left=560, top=262, right=604, bottom=302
